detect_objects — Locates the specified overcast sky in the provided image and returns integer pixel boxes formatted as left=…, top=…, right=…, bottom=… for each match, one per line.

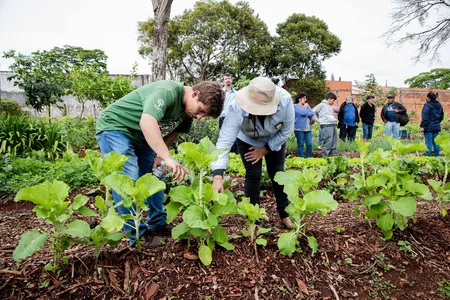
left=0, top=0, right=449, bottom=87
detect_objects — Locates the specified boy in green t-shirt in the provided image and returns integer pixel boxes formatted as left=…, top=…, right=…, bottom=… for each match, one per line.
left=96, top=80, right=224, bottom=246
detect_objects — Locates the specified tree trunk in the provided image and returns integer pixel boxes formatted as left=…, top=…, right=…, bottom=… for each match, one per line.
left=151, top=0, right=173, bottom=82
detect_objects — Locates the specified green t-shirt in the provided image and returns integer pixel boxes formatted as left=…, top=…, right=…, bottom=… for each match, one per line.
left=96, top=80, right=192, bottom=147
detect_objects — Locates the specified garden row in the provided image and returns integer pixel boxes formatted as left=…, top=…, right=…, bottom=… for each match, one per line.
left=10, top=135, right=450, bottom=270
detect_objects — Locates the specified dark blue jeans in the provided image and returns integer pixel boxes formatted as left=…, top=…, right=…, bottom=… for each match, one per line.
left=362, top=123, right=373, bottom=140
left=96, top=130, right=166, bottom=244
left=294, top=130, right=312, bottom=158
left=424, top=131, right=440, bottom=156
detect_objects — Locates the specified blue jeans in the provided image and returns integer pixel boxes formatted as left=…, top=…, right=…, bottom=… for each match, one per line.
left=96, top=130, right=166, bottom=244
left=384, top=121, right=400, bottom=139
left=362, top=123, right=373, bottom=140
left=294, top=131, right=312, bottom=158
left=424, top=132, right=440, bottom=156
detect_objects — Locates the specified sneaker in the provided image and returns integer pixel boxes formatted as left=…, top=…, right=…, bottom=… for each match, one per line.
left=281, top=217, right=294, bottom=229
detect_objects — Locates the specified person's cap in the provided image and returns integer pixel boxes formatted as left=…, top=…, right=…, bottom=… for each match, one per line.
left=387, top=94, right=395, bottom=99
left=346, top=96, right=354, bottom=103
left=235, top=77, right=280, bottom=115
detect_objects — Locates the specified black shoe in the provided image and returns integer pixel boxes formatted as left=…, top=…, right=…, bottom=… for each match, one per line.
left=149, top=224, right=173, bottom=237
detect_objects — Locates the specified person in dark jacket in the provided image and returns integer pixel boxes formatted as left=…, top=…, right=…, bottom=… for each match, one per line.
left=380, top=94, right=406, bottom=139
left=338, top=96, right=359, bottom=141
left=359, top=95, right=376, bottom=141
left=420, top=91, right=444, bottom=156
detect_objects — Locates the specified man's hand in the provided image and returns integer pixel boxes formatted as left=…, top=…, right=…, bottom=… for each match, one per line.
left=213, top=175, right=224, bottom=193
left=165, top=157, right=189, bottom=182
left=244, top=147, right=269, bottom=164
left=152, top=156, right=167, bottom=176
left=420, top=127, right=424, bottom=132
left=394, top=109, right=399, bottom=113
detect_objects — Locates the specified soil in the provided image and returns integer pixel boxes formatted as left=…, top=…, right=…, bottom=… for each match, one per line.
left=0, top=184, right=449, bottom=300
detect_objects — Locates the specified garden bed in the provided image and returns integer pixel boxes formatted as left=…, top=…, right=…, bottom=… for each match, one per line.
left=1, top=188, right=449, bottom=299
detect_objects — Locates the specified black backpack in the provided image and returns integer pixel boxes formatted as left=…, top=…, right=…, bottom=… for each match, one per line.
left=398, top=110, right=409, bottom=126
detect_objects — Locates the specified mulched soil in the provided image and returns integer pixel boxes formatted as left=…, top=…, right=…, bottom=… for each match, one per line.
left=1, top=182, right=450, bottom=300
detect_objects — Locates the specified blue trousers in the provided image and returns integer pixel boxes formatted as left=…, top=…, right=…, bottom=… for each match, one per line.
left=362, top=123, right=373, bottom=140
left=424, top=131, right=440, bottom=156
left=294, top=130, right=313, bottom=158
left=96, top=130, right=166, bottom=244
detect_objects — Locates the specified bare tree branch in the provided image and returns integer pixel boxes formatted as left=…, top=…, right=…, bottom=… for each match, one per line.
left=383, top=0, right=450, bottom=62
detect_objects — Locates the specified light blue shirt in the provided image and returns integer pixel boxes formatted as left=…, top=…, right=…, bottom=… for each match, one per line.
left=211, top=87, right=294, bottom=172
left=219, top=87, right=236, bottom=118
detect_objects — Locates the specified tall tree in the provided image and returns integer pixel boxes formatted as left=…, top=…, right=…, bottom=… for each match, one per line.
left=404, top=68, right=450, bottom=89
left=384, top=0, right=450, bottom=62
left=151, top=0, right=173, bottom=81
left=356, top=74, right=397, bottom=107
left=268, top=13, right=341, bottom=81
left=138, top=0, right=271, bottom=82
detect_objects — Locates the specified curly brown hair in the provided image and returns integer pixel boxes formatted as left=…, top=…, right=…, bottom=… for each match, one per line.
left=193, top=81, right=225, bottom=118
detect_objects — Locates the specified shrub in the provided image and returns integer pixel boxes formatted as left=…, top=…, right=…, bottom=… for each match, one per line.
left=0, top=98, right=22, bottom=115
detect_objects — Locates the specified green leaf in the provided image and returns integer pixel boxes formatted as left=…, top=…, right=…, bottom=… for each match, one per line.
left=202, top=183, right=216, bottom=203
left=72, top=194, right=89, bottom=210
left=64, top=220, right=91, bottom=238
left=376, top=213, right=394, bottom=232
left=78, top=206, right=97, bottom=217
left=307, top=236, right=318, bottom=254
left=365, top=202, right=388, bottom=218
left=105, top=232, right=124, bottom=244
left=102, top=174, right=134, bottom=199
left=363, top=195, right=382, bottom=208
left=441, top=208, right=448, bottom=217
left=366, top=174, right=387, bottom=189
left=172, top=222, right=190, bottom=239
left=94, top=196, right=106, bottom=216
left=101, top=207, right=125, bottom=232
left=256, top=238, right=267, bottom=246
left=257, top=227, right=271, bottom=235
left=13, top=230, right=48, bottom=261
left=353, top=206, right=361, bottom=216
left=304, top=190, right=338, bottom=212
left=427, top=179, right=442, bottom=193
left=390, top=197, right=416, bottom=217
left=382, top=230, right=393, bottom=240
left=212, top=225, right=228, bottom=244
left=277, top=231, right=297, bottom=256
left=165, top=201, right=182, bottom=223
left=134, top=173, right=166, bottom=203
left=15, top=180, right=69, bottom=209
left=198, top=245, right=212, bottom=266
left=168, top=186, right=194, bottom=206
left=241, top=229, right=249, bottom=237
left=183, top=205, right=206, bottom=229
left=218, top=241, right=234, bottom=250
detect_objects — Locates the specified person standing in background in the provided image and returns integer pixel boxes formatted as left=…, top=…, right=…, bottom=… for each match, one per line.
left=420, top=91, right=444, bottom=156
left=359, top=95, right=376, bottom=141
left=381, top=94, right=405, bottom=139
left=338, top=96, right=359, bottom=141
left=293, top=93, right=315, bottom=158
left=312, top=92, right=338, bottom=157
left=219, top=73, right=238, bottom=153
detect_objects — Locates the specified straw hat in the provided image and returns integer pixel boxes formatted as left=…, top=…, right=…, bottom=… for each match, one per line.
left=235, top=77, right=280, bottom=115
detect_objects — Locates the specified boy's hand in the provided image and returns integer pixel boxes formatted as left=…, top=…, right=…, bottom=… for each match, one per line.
left=244, top=147, right=268, bottom=164
left=165, top=157, right=190, bottom=182
left=213, top=175, right=224, bottom=193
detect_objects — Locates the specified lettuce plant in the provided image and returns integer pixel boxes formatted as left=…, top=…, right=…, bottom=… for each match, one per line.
left=428, top=134, right=450, bottom=216
left=274, top=169, right=338, bottom=256
left=165, top=137, right=237, bottom=266
left=237, top=197, right=271, bottom=263
left=13, top=181, right=99, bottom=270
left=101, top=173, right=165, bottom=250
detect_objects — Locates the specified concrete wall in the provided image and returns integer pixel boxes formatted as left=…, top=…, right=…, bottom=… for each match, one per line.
left=0, top=71, right=151, bottom=118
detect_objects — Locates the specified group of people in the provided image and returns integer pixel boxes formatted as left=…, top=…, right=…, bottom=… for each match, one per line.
left=293, top=91, right=444, bottom=158
left=95, top=74, right=444, bottom=247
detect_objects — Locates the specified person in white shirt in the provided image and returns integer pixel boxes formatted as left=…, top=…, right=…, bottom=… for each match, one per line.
left=211, top=77, right=295, bottom=229
left=219, top=73, right=237, bottom=153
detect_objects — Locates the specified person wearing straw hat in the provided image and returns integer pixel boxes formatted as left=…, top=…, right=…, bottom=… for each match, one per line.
left=211, top=77, right=295, bottom=229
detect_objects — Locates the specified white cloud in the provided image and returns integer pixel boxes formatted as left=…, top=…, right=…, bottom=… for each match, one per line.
left=0, top=0, right=448, bottom=87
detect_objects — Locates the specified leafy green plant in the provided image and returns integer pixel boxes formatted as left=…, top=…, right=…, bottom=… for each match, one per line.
left=13, top=181, right=98, bottom=270
left=274, top=168, right=338, bottom=256
left=165, top=137, right=237, bottom=266
left=352, top=159, right=431, bottom=239
left=437, top=280, right=450, bottom=297
left=237, top=197, right=271, bottom=263
left=428, top=133, right=450, bottom=216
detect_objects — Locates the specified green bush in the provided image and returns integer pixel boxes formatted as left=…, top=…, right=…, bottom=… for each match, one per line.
left=59, top=116, right=97, bottom=151
left=0, top=98, right=22, bottom=115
